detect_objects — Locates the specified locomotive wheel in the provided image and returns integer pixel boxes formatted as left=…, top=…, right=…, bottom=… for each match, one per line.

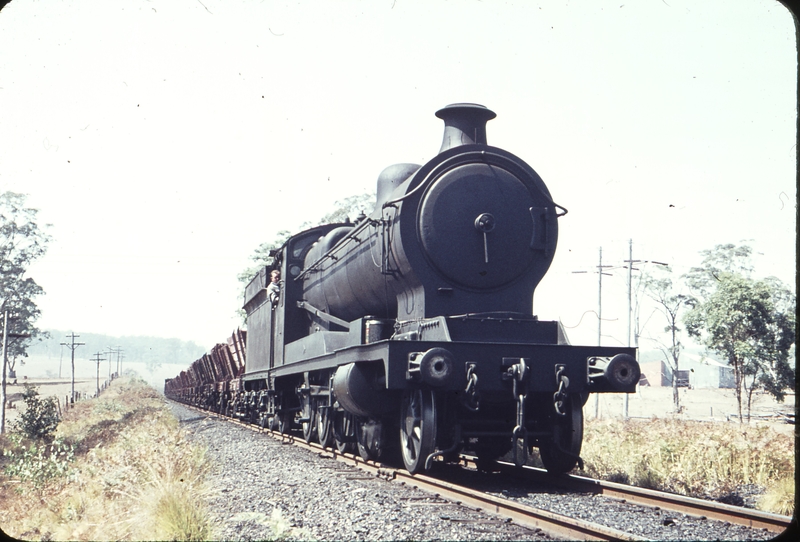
left=277, top=409, right=293, bottom=435
left=317, top=405, right=335, bottom=448
left=539, top=396, right=584, bottom=474
left=356, top=417, right=385, bottom=461
left=399, top=389, right=437, bottom=474
left=334, top=410, right=357, bottom=453
left=302, top=398, right=318, bottom=443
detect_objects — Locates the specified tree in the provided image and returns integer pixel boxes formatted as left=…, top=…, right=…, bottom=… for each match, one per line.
left=3, top=279, right=47, bottom=374
left=236, top=192, right=377, bottom=319
left=1, top=192, right=51, bottom=369
left=642, top=267, right=696, bottom=413
left=314, top=192, right=375, bottom=225
left=0, top=192, right=51, bottom=273
left=684, top=242, right=754, bottom=296
left=237, top=230, right=292, bottom=289
left=1, top=192, right=51, bottom=434
left=754, top=277, right=796, bottom=403
left=684, top=269, right=795, bottom=422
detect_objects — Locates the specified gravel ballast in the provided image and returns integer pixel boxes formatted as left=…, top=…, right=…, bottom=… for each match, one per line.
left=170, top=402, right=786, bottom=541
left=170, top=403, right=551, bottom=541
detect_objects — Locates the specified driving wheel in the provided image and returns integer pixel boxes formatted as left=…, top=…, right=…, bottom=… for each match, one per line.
left=400, top=389, right=437, bottom=474
left=539, top=395, right=583, bottom=474
left=317, top=404, right=334, bottom=448
left=334, top=410, right=357, bottom=454
left=302, top=397, right=318, bottom=443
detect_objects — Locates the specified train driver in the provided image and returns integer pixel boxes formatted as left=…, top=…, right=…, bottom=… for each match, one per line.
left=267, top=269, right=281, bottom=306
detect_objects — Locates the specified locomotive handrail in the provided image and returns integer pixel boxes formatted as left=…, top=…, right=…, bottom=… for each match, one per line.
left=293, top=217, right=382, bottom=281
left=382, top=147, right=564, bottom=211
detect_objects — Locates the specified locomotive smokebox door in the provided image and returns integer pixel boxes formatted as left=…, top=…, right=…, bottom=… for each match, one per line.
left=419, top=164, right=547, bottom=289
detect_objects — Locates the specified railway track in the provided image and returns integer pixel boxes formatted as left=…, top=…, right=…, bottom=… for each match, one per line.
left=177, top=403, right=792, bottom=540
left=487, top=461, right=792, bottom=533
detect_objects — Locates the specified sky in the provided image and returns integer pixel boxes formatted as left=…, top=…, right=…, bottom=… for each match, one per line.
left=1, top=0, right=796, bottom=354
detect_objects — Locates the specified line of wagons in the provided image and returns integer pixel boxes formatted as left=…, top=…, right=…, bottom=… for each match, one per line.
left=164, top=329, right=265, bottom=421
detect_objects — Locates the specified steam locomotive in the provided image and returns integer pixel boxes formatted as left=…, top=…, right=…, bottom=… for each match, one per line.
left=165, top=104, right=640, bottom=474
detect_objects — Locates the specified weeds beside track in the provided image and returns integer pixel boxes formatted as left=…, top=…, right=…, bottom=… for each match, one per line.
left=0, top=377, right=214, bottom=541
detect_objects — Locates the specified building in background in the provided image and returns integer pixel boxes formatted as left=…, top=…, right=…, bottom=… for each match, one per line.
left=638, top=351, right=734, bottom=389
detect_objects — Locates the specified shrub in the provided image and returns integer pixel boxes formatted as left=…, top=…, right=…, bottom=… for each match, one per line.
left=578, top=417, right=794, bottom=514
left=13, top=383, right=60, bottom=442
left=3, top=437, right=75, bottom=488
left=759, top=477, right=795, bottom=516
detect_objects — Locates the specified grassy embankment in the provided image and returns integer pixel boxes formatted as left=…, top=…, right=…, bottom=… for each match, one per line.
left=577, top=417, right=795, bottom=516
left=0, top=377, right=214, bottom=541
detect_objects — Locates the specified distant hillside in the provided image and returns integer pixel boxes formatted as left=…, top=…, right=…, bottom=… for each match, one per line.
left=25, top=330, right=208, bottom=370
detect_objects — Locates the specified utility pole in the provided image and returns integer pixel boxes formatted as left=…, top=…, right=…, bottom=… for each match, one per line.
left=1, top=308, right=8, bottom=434
left=597, top=247, right=604, bottom=346
left=106, top=347, right=122, bottom=380
left=61, top=333, right=85, bottom=404
left=1, top=308, right=31, bottom=434
left=622, top=239, right=668, bottom=417
left=573, top=248, right=613, bottom=418
left=624, top=240, right=633, bottom=418
left=595, top=247, right=602, bottom=418
left=623, top=241, right=668, bottom=347
left=91, top=352, right=106, bottom=396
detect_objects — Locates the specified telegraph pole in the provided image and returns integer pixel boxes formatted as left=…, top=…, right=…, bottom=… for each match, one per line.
left=61, top=333, right=85, bottom=404
left=595, top=247, right=610, bottom=418
left=621, top=239, right=668, bottom=417
left=106, top=348, right=113, bottom=379
left=597, top=247, right=603, bottom=346
left=108, top=346, right=122, bottom=379
left=573, top=248, right=613, bottom=418
left=91, top=352, right=106, bottom=396
left=624, top=240, right=633, bottom=418
left=623, top=240, right=668, bottom=347
left=1, top=308, right=8, bottom=434
left=1, top=308, right=32, bottom=434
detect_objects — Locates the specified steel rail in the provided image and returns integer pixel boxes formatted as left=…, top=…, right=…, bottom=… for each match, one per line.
left=176, top=404, right=643, bottom=540
left=488, top=460, right=793, bottom=534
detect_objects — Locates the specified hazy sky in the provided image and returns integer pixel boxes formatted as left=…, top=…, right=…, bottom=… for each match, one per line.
left=1, top=0, right=796, bottom=352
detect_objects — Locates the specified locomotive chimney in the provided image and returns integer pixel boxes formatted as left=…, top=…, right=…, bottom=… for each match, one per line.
left=435, top=103, right=497, bottom=153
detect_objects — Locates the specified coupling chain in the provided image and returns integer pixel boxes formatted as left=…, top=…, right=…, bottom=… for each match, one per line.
left=509, top=359, right=528, bottom=467
left=464, top=364, right=480, bottom=412
left=553, top=364, right=570, bottom=416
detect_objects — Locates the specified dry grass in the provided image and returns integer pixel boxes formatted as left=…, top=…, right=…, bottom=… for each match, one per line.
left=577, top=417, right=795, bottom=515
left=0, top=376, right=216, bottom=541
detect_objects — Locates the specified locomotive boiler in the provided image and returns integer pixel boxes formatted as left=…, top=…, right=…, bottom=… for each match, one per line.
left=168, top=103, right=640, bottom=475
